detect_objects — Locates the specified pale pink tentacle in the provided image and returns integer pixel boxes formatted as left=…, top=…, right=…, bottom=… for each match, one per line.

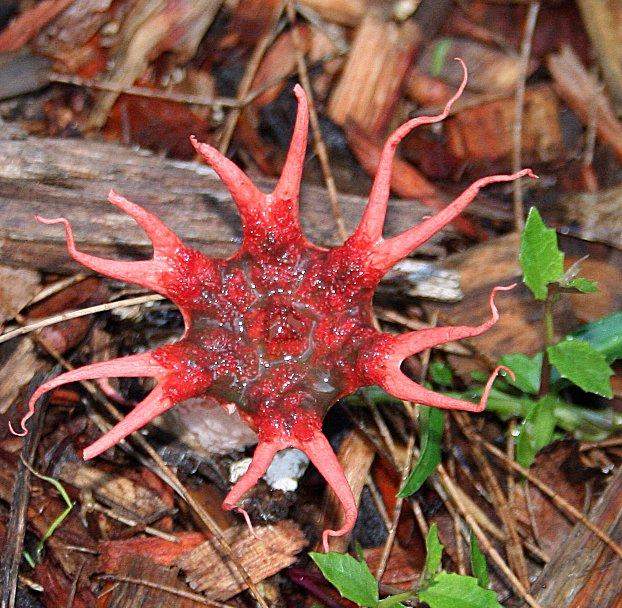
left=388, top=284, right=516, bottom=355
left=379, top=365, right=514, bottom=412
left=190, top=135, right=266, bottom=226
left=36, top=216, right=167, bottom=292
left=10, top=353, right=164, bottom=436
left=296, top=432, right=357, bottom=552
left=370, top=169, right=537, bottom=271
left=273, top=84, right=309, bottom=205
left=222, top=440, right=283, bottom=512
left=107, top=190, right=182, bottom=256
left=83, top=384, right=173, bottom=459
left=349, top=58, right=468, bottom=247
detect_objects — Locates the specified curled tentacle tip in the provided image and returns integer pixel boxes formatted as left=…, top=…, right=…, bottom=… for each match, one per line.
left=236, top=506, right=262, bottom=541
left=498, top=364, right=516, bottom=382
left=35, top=215, right=62, bottom=225
left=8, top=420, right=27, bottom=437
left=494, top=283, right=517, bottom=293
left=524, top=169, right=538, bottom=179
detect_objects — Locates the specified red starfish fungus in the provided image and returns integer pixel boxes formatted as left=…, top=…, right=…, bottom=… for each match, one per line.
left=14, top=60, right=534, bottom=551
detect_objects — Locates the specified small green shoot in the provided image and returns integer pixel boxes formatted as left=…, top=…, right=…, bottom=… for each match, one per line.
left=21, top=458, right=74, bottom=564
left=398, top=406, right=444, bottom=498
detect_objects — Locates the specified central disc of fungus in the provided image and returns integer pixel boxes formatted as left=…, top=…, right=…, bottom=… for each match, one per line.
left=15, top=60, right=534, bottom=551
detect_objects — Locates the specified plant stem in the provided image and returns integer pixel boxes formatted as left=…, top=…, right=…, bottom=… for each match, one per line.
left=538, top=287, right=556, bottom=397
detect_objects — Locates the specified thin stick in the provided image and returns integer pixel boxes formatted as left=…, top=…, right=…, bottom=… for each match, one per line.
left=0, top=294, right=164, bottom=345
left=218, top=2, right=286, bottom=154
left=375, top=432, right=414, bottom=581
left=50, top=73, right=241, bottom=108
left=511, top=1, right=540, bottom=231
left=454, top=411, right=530, bottom=588
left=286, top=0, right=348, bottom=241
left=437, top=464, right=543, bottom=608
left=483, top=440, right=622, bottom=559
left=96, top=574, right=235, bottom=607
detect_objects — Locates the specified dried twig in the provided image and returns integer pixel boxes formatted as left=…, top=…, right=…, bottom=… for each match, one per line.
left=454, top=411, right=530, bottom=588
left=0, top=294, right=164, bottom=345
left=218, top=2, right=286, bottom=154
left=286, top=0, right=348, bottom=241
left=511, top=0, right=540, bottom=230
left=97, top=574, right=235, bottom=608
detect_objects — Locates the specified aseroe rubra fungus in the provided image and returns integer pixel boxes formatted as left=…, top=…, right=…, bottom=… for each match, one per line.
left=14, top=60, right=534, bottom=551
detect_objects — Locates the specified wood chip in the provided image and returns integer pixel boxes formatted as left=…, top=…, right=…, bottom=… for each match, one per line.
left=0, top=265, right=40, bottom=326
left=177, top=520, right=306, bottom=600
left=328, top=13, right=419, bottom=135
left=547, top=45, right=622, bottom=163
left=102, top=554, right=206, bottom=608
left=58, top=462, right=170, bottom=523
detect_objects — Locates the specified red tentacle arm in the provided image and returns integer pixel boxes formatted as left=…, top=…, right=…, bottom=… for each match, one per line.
left=222, top=439, right=284, bottom=512
left=389, top=284, right=516, bottom=354
left=10, top=352, right=165, bottom=436
left=348, top=58, right=468, bottom=248
left=359, top=285, right=516, bottom=411
left=190, top=136, right=266, bottom=230
left=82, top=384, right=174, bottom=459
left=369, top=169, right=537, bottom=272
left=297, top=431, right=357, bottom=553
left=272, top=84, right=309, bottom=206
left=36, top=190, right=186, bottom=295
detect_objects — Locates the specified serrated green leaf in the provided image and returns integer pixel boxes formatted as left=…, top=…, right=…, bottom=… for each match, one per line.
left=421, top=523, right=444, bottom=585
left=469, top=532, right=490, bottom=589
left=571, top=311, right=622, bottom=363
left=516, top=394, right=558, bottom=467
left=519, top=207, right=564, bottom=300
left=547, top=339, right=613, bottom=398
left=498, top=352, right=542, bottom=394
left=418, top=573, right=503, bottom=608
left=430, top=361, right=454, bottom=387
left=564, top=277, right=598, bottom=293
left=398, top=407, right=444, bottom=497
left=310, top=551, right=378, bottom=607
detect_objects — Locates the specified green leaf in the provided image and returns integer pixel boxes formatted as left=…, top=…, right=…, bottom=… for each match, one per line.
left=519, top=207, right=564, bottom=300
left=547, top=339, right=613, bottom=398
left=421, top=523, right=444, bottom=585
left=398, top=407, right=444, bottom=497
left=498, top=352, right=542, bottom=394
left=571, top=311, right=622, bottom=364
left=516, top=394, right=558, bottom=467
left=469, top=532, right=490, bottom=589
left=418, top=573, right=503, bottom=608
left=564, top=277, right=598, bottom=293
left=310, top=552, right=379, bottom=607
left=430, top=361, right=454, bottom=387
left=378, top=593, right=412, bottom=607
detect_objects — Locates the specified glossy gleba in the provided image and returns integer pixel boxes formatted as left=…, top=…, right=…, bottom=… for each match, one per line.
left=13, top=60, right=533, bottom=551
